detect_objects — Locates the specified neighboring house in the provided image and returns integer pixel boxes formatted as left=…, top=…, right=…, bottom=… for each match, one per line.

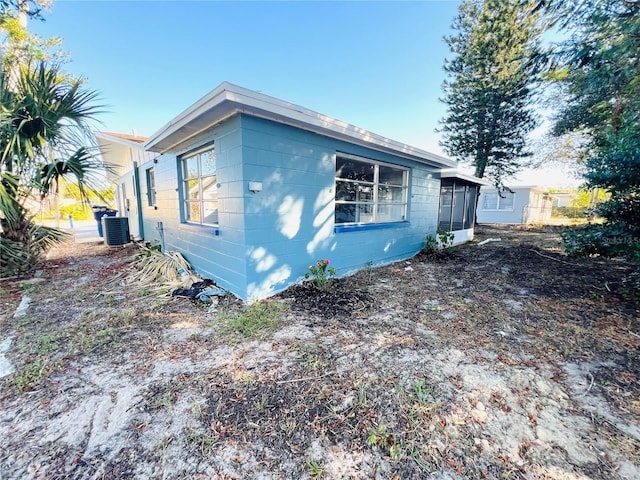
left=95, top=131, right=154, bottom=240
left=476, top=185, right=553, bottom=225
left=97, top=82, right=484, bottom=302
left=550, top=192, right=577, bottom=208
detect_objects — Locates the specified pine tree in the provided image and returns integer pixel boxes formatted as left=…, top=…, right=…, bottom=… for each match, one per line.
left=439, top=0, right=541, bottom=189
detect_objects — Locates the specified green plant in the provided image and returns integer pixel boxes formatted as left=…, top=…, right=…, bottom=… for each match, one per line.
left=437, top=229, right=455, bottom=248
left=10, top=358, right=50, bottom=391
left=413, top=380, right=434, bottom=404
left=423, top=229, right=455, bottom=253
left=220, top=301, right=285, bottom=338
left=307, top=459, right=324, bottom=479
left=367, top=424, right=399, bottom=459
left=183, top=430, right=218, bottom=456
left=305, top=259, right=337, bottom=290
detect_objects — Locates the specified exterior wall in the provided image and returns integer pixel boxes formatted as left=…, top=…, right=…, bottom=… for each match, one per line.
left=240, top=115, right=440, bottom=302
left=477, top=187, right=551, bottom=224
left=131, top=113, right=442, bottom=302
left=109, top=144, right=154, bottom=240
left=137, top=115, right=249, bottom=297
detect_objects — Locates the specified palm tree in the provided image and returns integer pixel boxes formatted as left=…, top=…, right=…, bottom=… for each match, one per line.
left=1, top=61, right=104, bottom=276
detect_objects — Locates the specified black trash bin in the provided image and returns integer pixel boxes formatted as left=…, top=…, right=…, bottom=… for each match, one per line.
left=91, top=205, right=118, bottom=237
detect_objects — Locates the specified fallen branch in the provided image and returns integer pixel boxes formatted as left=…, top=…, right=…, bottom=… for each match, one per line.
left=529, top=249, right=578, bottom=266
left=276, top=372, right=334, bottom=385
left=477, top=238, right=501, bottom=246
left=578, top=372, right=594, bottom=397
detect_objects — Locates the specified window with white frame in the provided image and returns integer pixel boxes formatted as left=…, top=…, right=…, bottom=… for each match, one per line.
left=483, top=191, right=514, bottom=210
left=335, top=154, right=408, bottom=225
left=181, top=145, right=218, bottom=225
left=146, top=167, right=156, bottom=206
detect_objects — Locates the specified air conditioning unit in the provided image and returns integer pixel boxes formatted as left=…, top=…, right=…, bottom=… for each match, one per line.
left=102, top=216, right=130, bottom=246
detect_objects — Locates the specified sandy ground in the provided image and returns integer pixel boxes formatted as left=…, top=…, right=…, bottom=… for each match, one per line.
left=0, top=225, right=638, bottom=479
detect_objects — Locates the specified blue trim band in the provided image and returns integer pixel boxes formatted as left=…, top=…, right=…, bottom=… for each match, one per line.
left=334, top=221, right=409, bottom=233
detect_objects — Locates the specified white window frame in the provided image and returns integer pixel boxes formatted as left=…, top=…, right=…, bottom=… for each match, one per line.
left=335, top=153, right=409, bottom=225
left=181, top=144, right=218, bottom=226
left=483, top=191, right=515, bottom=211
left=145, top=167, right=156, bottom=207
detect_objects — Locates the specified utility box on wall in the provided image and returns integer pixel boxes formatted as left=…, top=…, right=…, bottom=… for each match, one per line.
left=102, top=216, right=130, bottom=246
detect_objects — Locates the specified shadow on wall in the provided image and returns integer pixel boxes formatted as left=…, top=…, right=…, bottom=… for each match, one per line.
left=245, top=154, right=336, bottom=302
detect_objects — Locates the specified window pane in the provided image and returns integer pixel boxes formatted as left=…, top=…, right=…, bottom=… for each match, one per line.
left=336, top=180, right=356, bottom=202
left=378, top=185, right=404, bottom=203
left=440, top=186, right=453, bottom=207
left=200, top=149, right=216, bottom=176
left=464, top=186, right=477, bottom=229
left=186, top=179, right=199, bottom=199
left=335, top=203, right=355, bottom=223
left=379, top=165, right=404, bottom=186
left=452, top=188, right=466, bottom=230
left=336, top=157, right=374, bottom=182
left=356, top=184, right=373, bottom=202
left=201, top=175, right=218, bottom=200
left=186, top=201, right=200, bottom=222
left=202, top=201, right=218, bottom=225
left=499, top=192, right=514, bottom=210
left=377, top=203, right=405, bottom=222
left=185, top=157, right=198, bottom=179
left=356, top=204, right=374, bottom=223
left=483, top=193, right=498, bottom=209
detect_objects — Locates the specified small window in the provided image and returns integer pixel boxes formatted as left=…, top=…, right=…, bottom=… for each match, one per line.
left=146, top=167, right=156, bottom=206
left=483, top=191, right=514, bottom=210
left=335, top=154, right=408, bottom=225
left=181, top=145, right=218, bottom=226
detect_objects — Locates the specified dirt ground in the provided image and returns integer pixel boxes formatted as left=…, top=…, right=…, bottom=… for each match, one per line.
left=0, top=224, right=638, bottom=479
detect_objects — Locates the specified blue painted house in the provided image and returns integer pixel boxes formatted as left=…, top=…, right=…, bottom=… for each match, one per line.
left=97, top=82, right=483, bottom=302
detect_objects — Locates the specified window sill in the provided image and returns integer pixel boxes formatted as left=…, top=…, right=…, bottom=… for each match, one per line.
left=179, top=222, right=220, bottom=236
left=335, top=221, right=409, bottom=233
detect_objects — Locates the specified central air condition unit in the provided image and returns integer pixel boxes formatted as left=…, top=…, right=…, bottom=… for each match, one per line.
left=102, top=216, right=130, bottom=246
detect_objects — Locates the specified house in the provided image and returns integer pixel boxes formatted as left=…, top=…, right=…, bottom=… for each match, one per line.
left=96, top=82, right=484, bottom=303
left=476, top=185, right=552, bottom=225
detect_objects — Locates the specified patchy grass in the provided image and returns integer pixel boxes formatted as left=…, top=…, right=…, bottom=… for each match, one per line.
left=219, top=300, right=286, bottom=339
left=0, top=227, right=638, bottom=479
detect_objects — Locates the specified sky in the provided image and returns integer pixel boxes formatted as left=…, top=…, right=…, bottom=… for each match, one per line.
left=29, top=0, right=581, bottom=188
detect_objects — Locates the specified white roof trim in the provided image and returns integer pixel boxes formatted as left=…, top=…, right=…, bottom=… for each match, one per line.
left=144, top=82, right=456, bottom=168
left=94, top=131, right=147, bottom=150
left=440, top=169, right=490, bottom=186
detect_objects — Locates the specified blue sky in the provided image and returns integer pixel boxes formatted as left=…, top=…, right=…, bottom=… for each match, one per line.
left=30, top=0, right=580, bottom=187
left=31, top=0, right=460, bottom=153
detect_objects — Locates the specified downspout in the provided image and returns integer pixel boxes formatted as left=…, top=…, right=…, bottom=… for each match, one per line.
left=132, top=161, right=145, bottom=239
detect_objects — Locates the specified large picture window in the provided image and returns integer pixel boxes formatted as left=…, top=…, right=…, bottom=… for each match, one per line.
left=181, top=145, right=218, bottom=226
left=483, top=191, right=514, bottom=210
left=335, top=154, right=408, bottom=225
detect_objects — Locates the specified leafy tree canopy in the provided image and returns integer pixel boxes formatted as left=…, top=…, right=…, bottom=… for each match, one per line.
left=542, top=0, right=640, bottom=259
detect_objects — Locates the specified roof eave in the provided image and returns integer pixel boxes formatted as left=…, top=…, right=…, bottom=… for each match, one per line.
left=143, top=82, right=456, bottom=169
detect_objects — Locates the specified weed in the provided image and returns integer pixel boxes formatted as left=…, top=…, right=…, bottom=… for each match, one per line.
left=33, top=333, right=59, bottom=355
left=21, top=283, right=35, bottom=294
left=155, top=392, right=178, bottom=409
left=367, top=424, right=399, bottom=459
left=10, top=358, right=51, bottom=391
left=414, top=380, right=434, bottom=404
left=220, top=301, right=285, bottom=338
left=300, top=353, right=327, bottom=370
left=183, top=430, right=218, bottom=456
left=306, top=459, right=324, bottom=479
left=72, top=327, right=116, bottom=354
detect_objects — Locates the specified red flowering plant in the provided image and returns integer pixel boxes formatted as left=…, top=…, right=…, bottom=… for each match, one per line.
left=305, top=259, right=337, bottom=290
